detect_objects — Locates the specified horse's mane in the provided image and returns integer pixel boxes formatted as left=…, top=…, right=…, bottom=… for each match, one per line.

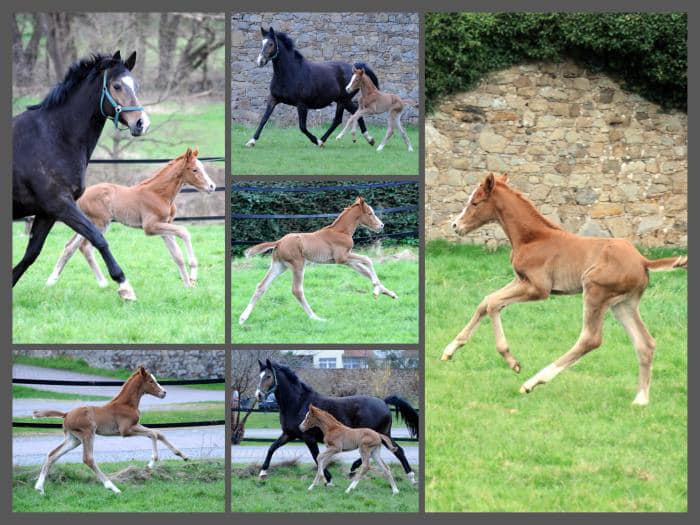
left=352, top=61, right=380, bottom=90
left=275, top=32, right=305, bottom=62
left=28, top=54, right=120, bottom=111
left=324, top=201, right=360, bottom=230
left=134, top=154, right=187, bottom=187
left=273, top=362, right=313, bottom=394
left=498, top=180, right=564, bottom=231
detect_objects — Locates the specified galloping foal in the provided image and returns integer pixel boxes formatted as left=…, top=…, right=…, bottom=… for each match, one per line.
left=443, top=173, right=687, bottom=405
left=33, top=366, right=188, bottom=495
left=299, top=404, right=399, bottom=494
left=239, top=196, right=397, bottom=324
left=335, top=63, right=414, bottom=152
left=47, top=147, right=216, bottom=292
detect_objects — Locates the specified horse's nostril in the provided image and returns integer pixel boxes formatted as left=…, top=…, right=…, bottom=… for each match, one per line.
left=136, top=118, right=143, bottom=129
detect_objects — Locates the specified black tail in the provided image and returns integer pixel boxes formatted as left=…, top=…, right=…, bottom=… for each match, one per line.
left=384, top=395, right=418, bottom=438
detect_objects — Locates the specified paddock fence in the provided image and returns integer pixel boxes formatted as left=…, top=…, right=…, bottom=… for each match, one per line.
left=231, top=180, right=420, bottom=253
left=12, top=376, right=226, bottom=429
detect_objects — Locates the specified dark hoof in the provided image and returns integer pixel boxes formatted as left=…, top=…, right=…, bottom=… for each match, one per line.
left=368, top=138, right=376, bottom=146
left=512, top=363, right=521, bottom=374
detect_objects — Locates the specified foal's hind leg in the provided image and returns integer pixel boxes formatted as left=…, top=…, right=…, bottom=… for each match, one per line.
left=346, top=447, right=372, bottom=493
left=291, top=263, right=324, bottom=321
left=46, top=232, right=84, bottom=286
left=376, top=113, right=395, bottom=151
left=79, top=432, right=120, bottom=493
left=395, top=110, right=413, bottom=152
left=239, top=260, right=287, bottom=324
left=611, top=296, right=657, bottom=405
left=372, top=447, right=399, bottom=494
left=442, top=279, right=544, bottom=372
left=35, top=432, right=81, bottom=494
left=520, top=285, right=612, bottom=394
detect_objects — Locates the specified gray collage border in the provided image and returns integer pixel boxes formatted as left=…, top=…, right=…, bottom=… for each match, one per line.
left=1, top=1, right=694, bottom=524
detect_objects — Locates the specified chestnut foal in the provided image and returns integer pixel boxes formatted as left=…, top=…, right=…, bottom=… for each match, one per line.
left=335, top=63, right=414, bottom=152
left=46, top=147, right=215, bottom=295
left=299, top=405, right=399, bottom=495
left=239, top=196, right=397, bottom=324
left=443, top=173, right=687, bottom=405
left=33, top=366, right=188, bottom=495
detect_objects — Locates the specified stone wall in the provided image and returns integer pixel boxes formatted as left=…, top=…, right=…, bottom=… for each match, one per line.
left=426, top=61, right=687, bottom=248
left=231, top=12, right=419, bottom=127
left=298, top=368, right=419, bottom=403
left=15, top=350, right=224, bottom=379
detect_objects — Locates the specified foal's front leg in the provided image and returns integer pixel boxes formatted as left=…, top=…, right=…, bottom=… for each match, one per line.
left=441, top=279, right=546, bottom=372
left=336, top=109, right=365, bottom=142
left=125, top=424, right=189, bottom=468
left=309, top=448, right=337, bottom=491
left=345, top=252, right=398, bottom=299
left=144, top=220, right=198, bottom=287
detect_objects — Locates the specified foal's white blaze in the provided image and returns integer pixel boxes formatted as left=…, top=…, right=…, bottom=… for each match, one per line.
left=345, top=73, right=358, bottom=93
left=256, top=38, right=269, bottom=66
left=195, top=158, right=216, bottom=192
left=368, top=204, right=384, bottom=230
left=150, top=373, right=166, bottom=398
left=452, top=186, right=477, bottom=230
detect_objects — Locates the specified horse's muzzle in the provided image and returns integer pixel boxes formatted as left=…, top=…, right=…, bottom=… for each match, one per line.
left=256, top=54, right=268, bottom=67
left=129, top=115, right=150, bottom=137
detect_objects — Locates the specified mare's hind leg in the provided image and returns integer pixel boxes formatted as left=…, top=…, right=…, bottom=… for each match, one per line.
left=319, top=104, right=346, bottom=145
left=297, top=105, right=321, bottom=146
left=247, top=96, right=278, bottom=147
left=35, top=432, right=81, bottom=494
left=376, top=113, right=395, bottom=151
left=372, top=447, right=399, bottom=494
left=46, top=232, right=84, bottom=286
left=611, top=296, right=657, bottom=405
left=520, top=284, right=612, bottom=394
left=291, top=263, right=324, bottom=321
left=441, top=279, right=546, bottom=371
left=79, top=432, right=120, bottom=493
left=13, top=214, right=56, bottom=286
left=395, top=110, right=413, bottom=152
left=52, top=199, right=134, bottom=300
left=345, top=252, right=398, bottom=299
left=239, top=260, right=287, bottom=324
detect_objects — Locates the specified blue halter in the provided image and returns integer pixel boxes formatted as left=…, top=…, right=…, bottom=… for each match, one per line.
left=100, top=71, right=144, bottom=130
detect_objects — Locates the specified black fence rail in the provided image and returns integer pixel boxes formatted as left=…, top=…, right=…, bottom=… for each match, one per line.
left=13, top=376, right=225, bottom=429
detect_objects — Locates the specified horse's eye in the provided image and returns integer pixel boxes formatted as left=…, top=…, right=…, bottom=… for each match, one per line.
left=113, top=84, right=121, bottom=91
left=193, top=169, right=198, bottom=173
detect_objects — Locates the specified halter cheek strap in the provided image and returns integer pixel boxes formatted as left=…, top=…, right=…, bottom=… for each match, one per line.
left=100, top=71, right=144, bottom=130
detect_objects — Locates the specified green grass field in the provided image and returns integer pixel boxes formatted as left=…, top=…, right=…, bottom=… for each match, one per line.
left=13, top=223, right=225, bottom=344
left=232, top=246, right=419, bottom=343
left=13, top=460, right=224, bottom=512
left=232, top=463, right=418, bottom=512
left=12, top=385, right=110, bottom=401
left=425, top=241, right=687, bottom=512
left=232, top=123, right=419, bottom=175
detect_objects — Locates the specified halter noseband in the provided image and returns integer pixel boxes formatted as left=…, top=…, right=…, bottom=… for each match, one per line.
left=100, top=71, right=144, bottom=130
left=259, top=366, right=278, bottom=397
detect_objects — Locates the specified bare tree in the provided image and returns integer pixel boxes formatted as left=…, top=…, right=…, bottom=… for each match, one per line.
left=12, top=14, right=44, bottom=87
left=40, top=13, right=78, bottom=81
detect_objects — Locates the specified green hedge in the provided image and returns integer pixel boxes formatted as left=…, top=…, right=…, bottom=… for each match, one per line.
left=426, top=12, right=687, bottom=112
left=231, top=181, right=419, bottom=256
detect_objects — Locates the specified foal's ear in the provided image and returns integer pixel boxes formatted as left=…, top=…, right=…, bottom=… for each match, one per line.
left=193, top=146, right=199, bottom=157
left=124, top=51, right=137, bottom=71
left=185, top=147, right=193, bottom=159
left=484, top=173, right=496, bottom=195
left=355, top=196, right=364, bottom=204
left=137, top=365, right=147, bottom=376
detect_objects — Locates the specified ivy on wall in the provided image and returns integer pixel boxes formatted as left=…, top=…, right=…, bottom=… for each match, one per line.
left=231, top=181, right=419, bottom=256
left=426, top=12, right=687, bottom=112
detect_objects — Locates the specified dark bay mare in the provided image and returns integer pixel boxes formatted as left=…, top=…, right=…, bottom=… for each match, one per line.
left=246, top=26, right=379, bottom=148
left=255, top=359, right=418, bottom=484
left=12, top=51, right=150, bottom=300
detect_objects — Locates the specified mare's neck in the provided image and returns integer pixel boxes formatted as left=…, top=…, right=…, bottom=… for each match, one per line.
left=49, top=75, right=108, bottom=163
left=493, top=188, right=559, bottom=251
